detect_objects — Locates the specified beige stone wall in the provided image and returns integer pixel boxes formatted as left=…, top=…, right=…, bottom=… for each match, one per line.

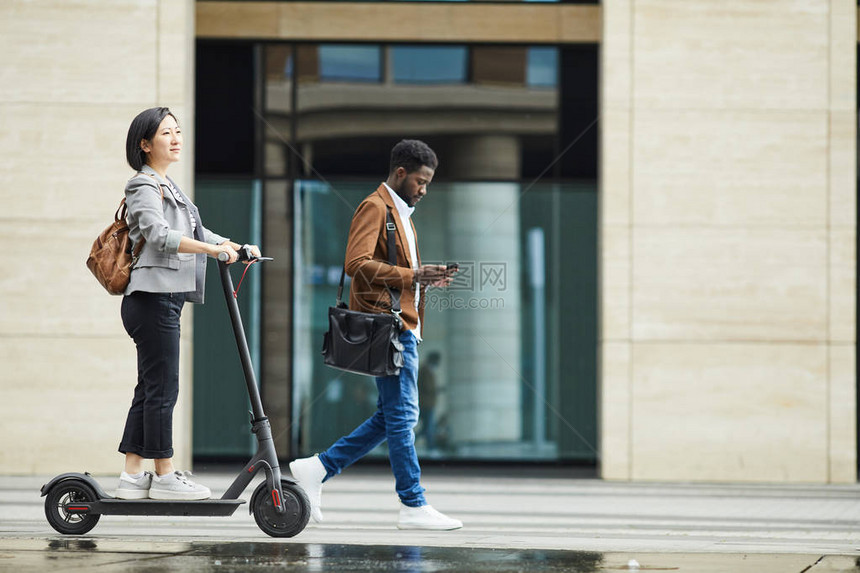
left=0, top=0, right=196, bottom=475
left=601, top=0, right=857, bottom=482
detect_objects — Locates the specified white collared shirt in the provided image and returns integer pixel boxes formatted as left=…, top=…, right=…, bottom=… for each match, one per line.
left=384, top=182, right=421, bottom=339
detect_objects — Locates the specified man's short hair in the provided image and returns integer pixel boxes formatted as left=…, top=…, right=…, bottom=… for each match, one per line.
left=390, top=139, right=438, bottom=174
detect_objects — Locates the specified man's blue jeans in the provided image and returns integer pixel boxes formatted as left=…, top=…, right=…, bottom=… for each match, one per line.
left=318, top=331, right=426, bottom=507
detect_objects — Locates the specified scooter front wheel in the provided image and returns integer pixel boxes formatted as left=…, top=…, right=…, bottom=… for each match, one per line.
left=252, top=479, right=310, bottom=538
left=44, top=479, right=101, bottom=535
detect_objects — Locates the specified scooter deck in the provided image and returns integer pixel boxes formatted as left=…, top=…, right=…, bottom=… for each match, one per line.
left=69, top=497, right=245, bottom=517
left=42, top=473, right=246, bottom=517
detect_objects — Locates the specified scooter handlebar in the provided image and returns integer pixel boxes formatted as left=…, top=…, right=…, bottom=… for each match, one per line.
left=218, top=245, right=272, bottom=263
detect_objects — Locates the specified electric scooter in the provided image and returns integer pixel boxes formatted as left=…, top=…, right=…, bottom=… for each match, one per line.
left=41, top=247, right=310, bottom=538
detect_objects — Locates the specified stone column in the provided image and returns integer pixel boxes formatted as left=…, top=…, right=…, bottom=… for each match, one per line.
left=441, top=135, right=523, bottom=451
left=0, top=0, right=196, bottom=474
left=600, top=0, right=857, bottom=483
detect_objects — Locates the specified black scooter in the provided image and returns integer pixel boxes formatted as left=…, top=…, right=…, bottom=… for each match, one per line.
left=41, top=248, right=310, bottom=538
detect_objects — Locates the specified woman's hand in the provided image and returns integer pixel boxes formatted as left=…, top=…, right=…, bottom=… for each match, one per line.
left=245, top=244, right=262, bottom=260
left=224, top=242, right=262, bottom=264
left=178, top=236, right=239, bottom=263
left=211, top=243, right=239, bottom=263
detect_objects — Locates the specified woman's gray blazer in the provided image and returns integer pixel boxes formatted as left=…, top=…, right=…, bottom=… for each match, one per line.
left=124, top=165, right=229, bottom=303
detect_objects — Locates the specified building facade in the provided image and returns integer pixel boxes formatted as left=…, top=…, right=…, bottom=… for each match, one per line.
left=0, top=0, right=855, bottom=483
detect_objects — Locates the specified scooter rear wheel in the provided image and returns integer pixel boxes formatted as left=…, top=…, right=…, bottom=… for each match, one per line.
left=44, top=479, right=100, bottom=535
left=252, top=479, right=310, bottom=538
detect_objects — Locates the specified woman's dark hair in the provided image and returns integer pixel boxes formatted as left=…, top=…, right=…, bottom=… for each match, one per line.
left=389, top=139, right=438, bottom=175
left=125, top=107, right=176, bottom=171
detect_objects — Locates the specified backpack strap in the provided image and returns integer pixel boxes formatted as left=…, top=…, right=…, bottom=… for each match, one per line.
left=125, top=171, right=165, bottom=260
left=137, top=171, right=165, bottom=199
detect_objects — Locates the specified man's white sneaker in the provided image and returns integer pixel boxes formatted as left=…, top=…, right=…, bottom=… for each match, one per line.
left=397, top=503, right=463, bottom=530
left=289, top=455, right=326, bottom=523
left=115, top=471, right=152, bottom=500
left=149, top=471, right=211, bottom=501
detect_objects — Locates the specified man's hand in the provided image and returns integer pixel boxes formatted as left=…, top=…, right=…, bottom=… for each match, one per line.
left=413, top=264, right=458, bottom=287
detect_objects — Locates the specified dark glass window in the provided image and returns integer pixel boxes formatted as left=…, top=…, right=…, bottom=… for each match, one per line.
left=526, top=47, right=558, bottom=88
left=195, top=41, right=256, bottom=175
left=392, top=46, right=468, bottom=84
left=319, top=45, right=382, bottom=82
left=195, top=40, right=599, bottom=465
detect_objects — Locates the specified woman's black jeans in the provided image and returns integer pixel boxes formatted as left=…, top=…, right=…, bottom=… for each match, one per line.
left=119, top=291, right=186, bottom=459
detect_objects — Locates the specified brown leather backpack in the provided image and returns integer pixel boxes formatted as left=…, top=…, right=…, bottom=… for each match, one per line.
left=85, top=198, right=144, bottom=295
left=86, top=173, right=163, bottom=295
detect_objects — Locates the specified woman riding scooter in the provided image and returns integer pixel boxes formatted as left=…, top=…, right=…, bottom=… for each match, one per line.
left=116, top=107, right=260, bottom=500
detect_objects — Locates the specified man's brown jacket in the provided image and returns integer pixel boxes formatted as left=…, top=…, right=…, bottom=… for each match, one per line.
left=345, top=184, right=425, bottom=335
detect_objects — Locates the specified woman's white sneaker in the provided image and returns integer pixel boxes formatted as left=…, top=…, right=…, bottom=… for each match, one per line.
left=397, top=503, right=463, bottom=530
left=149, top=471, right=211, bottom=500
left=115, top=471, right=152, bottom=500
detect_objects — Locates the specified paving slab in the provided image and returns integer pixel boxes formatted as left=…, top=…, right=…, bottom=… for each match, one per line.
left=2, top=468, right=860, bottom=571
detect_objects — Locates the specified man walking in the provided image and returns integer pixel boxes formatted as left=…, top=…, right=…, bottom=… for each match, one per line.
left=290, top=139, right=462, bottom=530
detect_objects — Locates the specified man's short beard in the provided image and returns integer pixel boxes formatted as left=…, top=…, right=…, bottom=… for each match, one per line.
left=393, top=184, right=412, bottom=206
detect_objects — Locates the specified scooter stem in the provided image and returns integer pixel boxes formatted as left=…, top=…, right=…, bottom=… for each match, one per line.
left=218, top=259, right=265, bottom=422
left=218, top=258, right=286, bottom=513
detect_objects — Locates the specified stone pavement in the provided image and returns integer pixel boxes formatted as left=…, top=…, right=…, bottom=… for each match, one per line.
left=1, top=465, right=860, bottom=571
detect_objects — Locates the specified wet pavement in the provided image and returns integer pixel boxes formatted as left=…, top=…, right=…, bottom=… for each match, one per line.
left=7, top=539, right=604, bottom=572
left=3, top=468, right=860, bottom=571
left=1, top=538, right=857, bottom=572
